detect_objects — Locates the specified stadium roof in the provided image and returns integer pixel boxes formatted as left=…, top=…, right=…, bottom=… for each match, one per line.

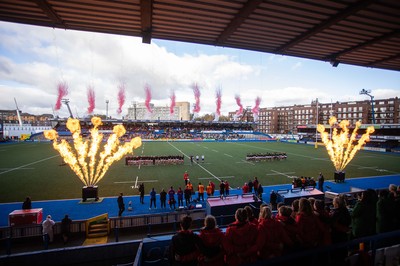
left=0, top=0, right=399, bottom=71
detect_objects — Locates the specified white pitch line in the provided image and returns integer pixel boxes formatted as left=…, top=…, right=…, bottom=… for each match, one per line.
left=270, top=170, right=296, bottom=178
left=224, top=153, right=233, bottom=157
left=240, top=160, right=255, bottom=165
left=212, top=149, right=218, bottom=152
left=114, top=180, right=158, bottom=184
left=204, top=146, right=209, bottom=149
left=199, top=176, right=235, bottom=180
left=0, top=155, right=59, bottom=175
left=0, top=168, right=35, bottom=170
left=134, top=176, right=138, bottom=188
left=167, top=142, right=223, bottom=183
left=266, top=171, right=295, bottom=176
left=358, top=166, right=377, bottom=169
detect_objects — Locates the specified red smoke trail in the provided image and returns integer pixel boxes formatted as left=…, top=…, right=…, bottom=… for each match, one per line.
left=117, top=83, right=126, bottom=114
left=144, top=84, right=153, bottom=113
left=54, top=81, right=69, bottom=111
left=170, top=91, right=176, bottom=115
left=192, top=83, right=201, bottom=113
left=235, top=95, right=243, bottom=116
left=252, top=96, right=262, bottom=121
left=216, top=88, right=222, bottom=116
left=252, top=97, right=261, bottom=115
left=87, top=85, right=95, bottom=114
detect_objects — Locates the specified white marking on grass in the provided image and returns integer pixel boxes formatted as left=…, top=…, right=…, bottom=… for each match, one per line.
left=238, top=160, right=255, bottom=165
left=204, top=146, right=209, bottom=149
left=224, top=153, right=233, bottom=157
left=311, top=158, right=330, bottom=161
left=266, top=171, right=295, bottom=176
left=0, top=168, right=34, bottom=170
left=115, top=180, right=158, bottom=184
left=167, top=142, right=223, bottom=183
left=212, top=149, right=218, bottom=152
left=0, top=155, right=59, bottom=175
left=199, top=176, right=234, bottom=180
left=134, top=176, right=139, bottom=188
left=358, top=166, right=377, bottom=169
left=270, top=170, right=296, bottom=178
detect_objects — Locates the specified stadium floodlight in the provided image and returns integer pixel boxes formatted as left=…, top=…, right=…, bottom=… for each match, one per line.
left=106, top=100, right=109, bottom=119
left=359, top=89, right=375, bottom=124
left=62, top=98, right=74, bottom=119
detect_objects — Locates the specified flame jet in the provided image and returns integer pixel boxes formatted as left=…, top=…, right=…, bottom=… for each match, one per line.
left=44, top=117, right=142, bottom=186
left=317, top=116, right=374, bottom=172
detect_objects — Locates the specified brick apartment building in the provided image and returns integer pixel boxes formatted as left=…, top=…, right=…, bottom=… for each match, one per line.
left=230, top=97, right=399, bottom=134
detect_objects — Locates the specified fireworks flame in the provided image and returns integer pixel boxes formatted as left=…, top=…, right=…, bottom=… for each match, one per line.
left=317, top=117, right=374, bottom=171
left=44, top=117, right=142, bottom=186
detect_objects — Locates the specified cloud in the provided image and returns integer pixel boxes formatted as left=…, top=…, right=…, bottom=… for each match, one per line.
left=0, top=21, right=399, bottom=119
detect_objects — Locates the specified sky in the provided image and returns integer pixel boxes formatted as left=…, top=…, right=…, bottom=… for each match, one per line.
left=0, top=21, right=399, bottom=119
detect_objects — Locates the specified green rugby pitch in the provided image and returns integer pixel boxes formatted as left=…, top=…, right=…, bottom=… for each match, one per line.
left=0, top=141, right=399, bottom=203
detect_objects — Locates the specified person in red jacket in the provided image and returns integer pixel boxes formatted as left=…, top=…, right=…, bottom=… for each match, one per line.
left=246, top=206, right=292, bottom=260
left=223, top=208, right=258, bottom=266
left=276, top=205, right=300, bottom=252
left=183, top=171, right=189, bottom=186
left=295, top=198, right=324, bottom=249
left=198, top=215, right=225, bottom=266
left=242, top=182, right=249, bottom=194
left=244, top=205, right=258, bottom=226
left=169, top=215, right=202, bottom=266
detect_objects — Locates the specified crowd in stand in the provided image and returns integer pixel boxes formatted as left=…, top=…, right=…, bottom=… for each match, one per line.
left=292, top=176, right=317, bottom=189
left=125, top=155, right=184, bottom=166
left=51, top=120, right=255, bottom=142
left=168, top=183, right=400, bottom=266
left=246, top=152, right=287, bottom=161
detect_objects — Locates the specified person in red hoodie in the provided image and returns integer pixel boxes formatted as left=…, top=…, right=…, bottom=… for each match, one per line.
left=295, top=198, right=324, bottom=249
left=247, top=206, right=292, bottom=260
left=276, top=205, right=300, bottom=252
left=169, top=215, right=202, bottom=266
left=223, top=208, right=258, bottom=266
left=244, top=205, right=258, bottom=226
left=198, top=215, right=225, bottom=266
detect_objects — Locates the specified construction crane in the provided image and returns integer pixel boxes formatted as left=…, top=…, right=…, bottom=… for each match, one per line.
left=14, top=98, right=23, bottom=126
left=359, top=89, right=375, bottom=124
left=62, top=99, right=74, bottom=118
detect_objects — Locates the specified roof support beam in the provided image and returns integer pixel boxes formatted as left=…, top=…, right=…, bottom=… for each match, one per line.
left=33, top=0, right=65, bottom=27
left=275, top=0, right=374, bottom=53
left=326, top=29, right=400, bottom=61
left=141, top=0, right=153, bottom=44
left=367, top=53, right=400, bottom=67
left=215, top=0, right=262, bottom=45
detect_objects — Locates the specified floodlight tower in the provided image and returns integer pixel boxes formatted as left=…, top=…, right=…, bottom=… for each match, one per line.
left=14, top=98, right=23, bottom=126
left=359, top=89, right=375, bottom=124
left=105, top=100, right=109, bottom=119
left=62, top=99, right=74, bottom=118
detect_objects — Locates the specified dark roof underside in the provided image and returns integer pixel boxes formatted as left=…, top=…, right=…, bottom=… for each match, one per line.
left=0, top=0, right=399, bottom=71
